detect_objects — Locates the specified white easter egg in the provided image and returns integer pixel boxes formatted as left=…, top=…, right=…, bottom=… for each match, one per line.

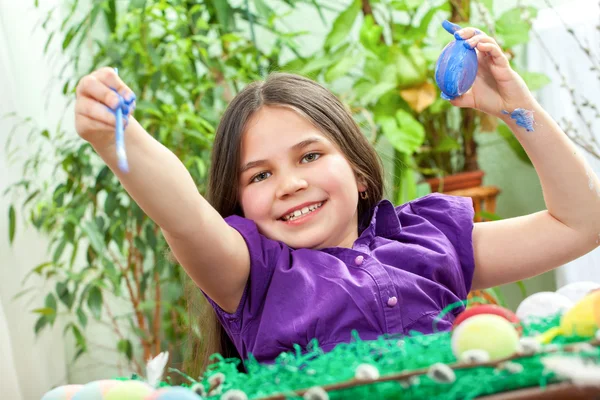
left=556, top=281, right=600, bottom=304
left=515, top=291, right=573, bottom=321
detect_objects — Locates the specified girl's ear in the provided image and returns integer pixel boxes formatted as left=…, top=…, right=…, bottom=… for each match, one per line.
left=357, top=174, right=368, bottom=193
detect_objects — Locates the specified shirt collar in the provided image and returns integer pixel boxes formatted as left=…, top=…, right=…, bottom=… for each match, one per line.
left=358, top=199, right=403, bottom=241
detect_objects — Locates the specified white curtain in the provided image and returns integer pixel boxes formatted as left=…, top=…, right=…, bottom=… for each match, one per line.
left=527, top=0, right=600, bottom=287
left=0, top=2, right=69, bottom=399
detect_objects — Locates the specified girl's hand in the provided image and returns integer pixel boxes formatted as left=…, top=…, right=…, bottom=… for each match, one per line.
left=448, top=28, right=536, bottom=118
left=75, top=67, right=136, bottom=149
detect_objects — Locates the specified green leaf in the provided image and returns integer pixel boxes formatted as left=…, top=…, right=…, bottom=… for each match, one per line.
left=104, top=192, right=118, bottom=215
left=362, top=82, right=397, bottom=105
left=118, top=339, right=133, bottom=360
left=497, top=124, right=532, bottom=165
left=56, top=281, right=74, bottom=310
left=488, top=287, right=507, bottom=308
left=396, top=45, right=427, bottom=88
left=87, top=286, right=103, bottom=320
left=77, top=308, right=88, bottom=328
left=300, top=56, right=338, bottom=75
left=359, top=15, right=383, bottom=53
left=212, top=0, right=234, bottom=32
left=34, top=315, right=48, bottom=335
left=324, top=0, right=360, bottom=49
left=325, top=53, right=357, bottom=82
left=145, top=224, right=157, bottom=249
left=81, top=220, right=105, bottom=254
left=380, top=110, right=425, bottom=154
left=496, top=7, right=537, bottom=48
left=33, top=307, right=56, bottom=316
left=45, top=293, right=57, bottom=311
left=515, top=280, right=528, bottom=298
left=8, top=205, right=15, bottom=244
left=52, top=239, right=67, bottom=264
left=71, top=324, right=86, bottom=350
left=254, top=0, right=274, bottom=20
left=518, top=70, right=551, bottom=91
left=391, top=0, right=422, bottom=11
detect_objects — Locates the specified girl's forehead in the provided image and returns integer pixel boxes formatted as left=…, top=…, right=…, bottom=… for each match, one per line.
left=241, top=107, right=331, bottom=154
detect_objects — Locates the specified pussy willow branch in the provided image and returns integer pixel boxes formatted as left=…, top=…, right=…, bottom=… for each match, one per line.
left=523, top=4, right=600, bottom=162
left=543, top=0, right=600, bottom=72
left=257, top=339, right=600, bottom=400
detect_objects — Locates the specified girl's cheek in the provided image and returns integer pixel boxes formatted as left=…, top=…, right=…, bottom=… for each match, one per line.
left=240, top=186, right=271, bottom=219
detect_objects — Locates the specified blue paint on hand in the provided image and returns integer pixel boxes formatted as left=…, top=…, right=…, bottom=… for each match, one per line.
left=435, top=20, right=478, bottom=101
left=111, top=68, right=136, bottom=173
left=502, top=109, right=535, bottom=132
left=442, top=20, right=462, bottom=35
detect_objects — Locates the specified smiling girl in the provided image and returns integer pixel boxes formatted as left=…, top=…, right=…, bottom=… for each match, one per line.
left=74, top=26, right=600, bottom=371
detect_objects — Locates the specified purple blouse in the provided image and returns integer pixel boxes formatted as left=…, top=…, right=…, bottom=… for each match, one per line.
left=206, top=193, right=475, bottom=363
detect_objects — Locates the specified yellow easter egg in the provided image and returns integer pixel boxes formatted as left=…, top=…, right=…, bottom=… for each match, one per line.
left=452, top=314, right=520, bottom=361
left=560, top=290, right=600, bottom=337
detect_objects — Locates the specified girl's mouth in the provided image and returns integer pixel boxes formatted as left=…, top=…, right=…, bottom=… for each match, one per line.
left=280, top=200, right=326, bottom=223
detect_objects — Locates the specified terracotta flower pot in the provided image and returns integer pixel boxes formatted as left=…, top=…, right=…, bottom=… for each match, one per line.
left=425, top=170, right=484, bottom=193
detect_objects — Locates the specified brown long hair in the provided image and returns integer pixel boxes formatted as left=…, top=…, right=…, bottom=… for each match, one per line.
left=185, top=72, right=385, bottom=378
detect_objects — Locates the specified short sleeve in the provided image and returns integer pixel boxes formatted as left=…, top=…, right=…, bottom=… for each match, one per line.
left=203, top=215, right=286, bottom=331
left=401, top=193, right=475, bottom=297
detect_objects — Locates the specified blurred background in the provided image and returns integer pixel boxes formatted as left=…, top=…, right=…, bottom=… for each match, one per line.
left=0, top=0, right=598, bottom=398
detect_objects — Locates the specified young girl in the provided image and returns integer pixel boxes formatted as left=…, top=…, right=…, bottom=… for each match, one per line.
left=74, top=27, right=600, bottom=371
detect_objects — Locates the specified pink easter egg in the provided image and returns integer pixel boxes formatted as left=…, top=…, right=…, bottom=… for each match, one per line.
left=41, top=385, right=84, bottom=400
left=71, top=380, right=121, bottom=400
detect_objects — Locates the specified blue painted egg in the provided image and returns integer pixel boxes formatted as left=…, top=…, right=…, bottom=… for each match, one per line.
left=435, top=20, right=478, bottom=100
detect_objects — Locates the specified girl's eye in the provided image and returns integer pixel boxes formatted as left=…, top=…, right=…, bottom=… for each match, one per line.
left=301, top=152, right=321, bottom=163
left=251, top=171, right=271, bottom=183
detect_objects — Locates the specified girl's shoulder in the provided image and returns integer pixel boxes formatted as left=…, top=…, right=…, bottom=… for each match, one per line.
left=365, top=193, right=474, bottom=241
left=396, top=192, right=473, bottom=214
left=394, top=192, right=474, bottom=227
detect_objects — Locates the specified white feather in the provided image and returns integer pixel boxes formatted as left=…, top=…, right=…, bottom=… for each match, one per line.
left=541, top=355, right=600, bottom=386
left=146, top=351, right=169, bottom=388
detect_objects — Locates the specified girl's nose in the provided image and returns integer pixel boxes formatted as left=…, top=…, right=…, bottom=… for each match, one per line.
left=276, top=175, right=308, bottom=198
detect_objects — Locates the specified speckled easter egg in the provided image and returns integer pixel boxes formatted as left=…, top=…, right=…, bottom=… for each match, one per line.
left=453, top=304, right=522, bottom=335
left=71, top=380, right=121, bottom=400
left=145, top=387, right=203, bottom=400
left=515, top=291, right=573, bottom=321
left=452, top=314, right=520, bottom=361
left=41, top=385, right=84, bottom=400
left=104, top=381, right=154, bottom=400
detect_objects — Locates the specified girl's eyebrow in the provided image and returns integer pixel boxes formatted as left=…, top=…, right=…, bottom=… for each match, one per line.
left=240, top=137, right=323, bottom=173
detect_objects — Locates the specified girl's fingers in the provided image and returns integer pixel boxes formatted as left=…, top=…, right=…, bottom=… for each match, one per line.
left=473, top=41, right=510, bottom=68
left=454, top=27, right=482, bottom=40
left=77, top=74, right=121, bottom=110
left=76, top=114, right=117, bottom=135
left=92, top=67, right=135, bottom=103
left=463, top=34, right=496, bottom=49
left=76, top=96, right=117, bottom=126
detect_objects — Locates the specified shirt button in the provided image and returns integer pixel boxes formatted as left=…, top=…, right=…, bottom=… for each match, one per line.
left=387, top=296, right=398, bottom=307
left=354, top=255, right=364, bottom=265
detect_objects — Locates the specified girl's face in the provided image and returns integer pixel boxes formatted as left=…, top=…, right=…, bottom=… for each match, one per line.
left=238, top=106, right=366, bottom=249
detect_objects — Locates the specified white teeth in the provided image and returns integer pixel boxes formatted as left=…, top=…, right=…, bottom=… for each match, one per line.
left=282, top=202, right=323, bottom=221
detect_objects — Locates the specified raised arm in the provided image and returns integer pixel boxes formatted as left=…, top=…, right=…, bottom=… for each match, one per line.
left=471, top=103, right=600, bottom=289
left=75, top=67, right=249, bottom=312
left=443, top=27, right=600, bottom=290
